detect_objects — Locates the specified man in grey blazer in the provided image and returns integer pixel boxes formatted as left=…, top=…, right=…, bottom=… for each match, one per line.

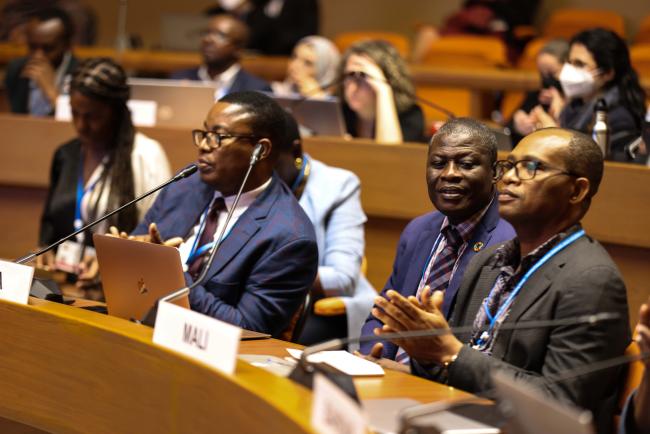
left=370, top=127, right=630, bottom=434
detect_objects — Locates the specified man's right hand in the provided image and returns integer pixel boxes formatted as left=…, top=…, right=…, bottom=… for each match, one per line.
left=108, top=223, right=183, bottom=247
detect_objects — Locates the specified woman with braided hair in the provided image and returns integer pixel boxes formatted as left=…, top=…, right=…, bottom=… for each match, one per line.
left=37, top=57, right=171, bottom=290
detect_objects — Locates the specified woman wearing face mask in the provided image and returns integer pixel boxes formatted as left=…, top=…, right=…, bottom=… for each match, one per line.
left=271, top=36, right=340, bottom=98
left=336, top=40, right=425, bottom=144
left=507, top=39, right=569, bottom=144
left=532, top=28, right=647, bottom=155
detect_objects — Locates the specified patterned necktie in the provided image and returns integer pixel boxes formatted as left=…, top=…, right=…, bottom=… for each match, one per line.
left=28, top=81, right=53, bottom=116
left=187, top=197, right=227, bottom=279
left=416, top=225, right=464, bottom=298
left=396, top=226, right=464, bottom=364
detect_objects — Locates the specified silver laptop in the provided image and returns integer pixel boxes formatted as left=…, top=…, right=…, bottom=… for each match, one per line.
left=271, top=94, right=346, bottom=137
left=93, top=234, right=189, bottom=321
left=127, top=78, right=217, bottom=128
left=491, top=371, right=595, bottom=434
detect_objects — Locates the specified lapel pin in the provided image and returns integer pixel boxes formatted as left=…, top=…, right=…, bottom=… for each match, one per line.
left=473, top=241, right=484, bottom=252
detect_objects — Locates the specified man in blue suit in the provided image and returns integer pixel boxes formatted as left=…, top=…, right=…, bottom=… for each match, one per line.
left=359, top=118, right=515, bottom=362
left=170, top=14, right=271, bottom=99
left=132, top=91, right=318, bottom=337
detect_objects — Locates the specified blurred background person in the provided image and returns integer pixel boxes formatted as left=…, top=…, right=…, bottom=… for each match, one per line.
left=271, top=35, right=340, bottom=98
left=337, top=40, right=425, bottom=144
left=532, top=28, right=647, bottom=158
left=170, top=13, right=270, bottom=98
left=4, top=6, right=78, bottom=116
left=38, top=58, right=171, bottom=293
left=275, top=111, right=375, bottom=348
left=507, top=39, right=569, bottom=144
left=205, top=0, right=319, bottom=56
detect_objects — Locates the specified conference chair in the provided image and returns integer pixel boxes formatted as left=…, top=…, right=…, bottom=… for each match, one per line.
left=415, top=35, right=508, bottom=123
left=635, top=15, right=650, bottom=44
left=631, top=43, right=650, bottom=81
left=313, top=257, right=369, bottom=317
left=333, top=31, right=411, bottom=58
left=541, top=8, right=626, bottom=39
left=614, top=340, right=645, bottom=429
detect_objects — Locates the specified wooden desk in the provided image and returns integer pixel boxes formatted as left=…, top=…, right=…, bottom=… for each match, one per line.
left=0, top=297, right=470, bottom=433
left=0, top=114, right=648, bottom=326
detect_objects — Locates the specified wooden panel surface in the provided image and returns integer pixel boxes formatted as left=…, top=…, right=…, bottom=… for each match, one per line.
left=0, top=298, right=471, bottom=433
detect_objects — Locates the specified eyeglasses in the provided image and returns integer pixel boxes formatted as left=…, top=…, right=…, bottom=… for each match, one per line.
left=343, top=71, right=368, bottom=82
left=198, top=29, right=231, bottom=43
left=192, top=129, right=257, bottom=150
left=494, top=159, right=577, bottom=181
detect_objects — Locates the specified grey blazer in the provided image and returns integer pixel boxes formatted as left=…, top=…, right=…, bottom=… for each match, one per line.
left=413, top=234, right=630, bottom=434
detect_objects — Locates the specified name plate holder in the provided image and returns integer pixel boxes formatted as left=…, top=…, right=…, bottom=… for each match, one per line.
left=0, top=259, right=34, bottom=305
left=311, top=373, right=367, bottom=434
left=153, top=301, right=242, bottom=374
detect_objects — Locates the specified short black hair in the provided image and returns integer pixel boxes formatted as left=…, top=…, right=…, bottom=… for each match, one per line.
left=29, top=7, right=74, bottom=43
left=563, top=129, right=604, bottom=201
left=431, top=117, right=498, bottom=164
left=275, top=109, right=301, bottom=155
left=218, top=91, right=287, bottom=155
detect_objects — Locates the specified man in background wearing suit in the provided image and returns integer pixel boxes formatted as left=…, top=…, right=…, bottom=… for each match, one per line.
left=131, top=91, right=317, bottom=338
left=4, top=7, right=78, bottom=115
left=359, top=118, right=515, bottom=365
left=170, top=14, right=271, bottom=99
left=371, top=128, right=630, bottom=434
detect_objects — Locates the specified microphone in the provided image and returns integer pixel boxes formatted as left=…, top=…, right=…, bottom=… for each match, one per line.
left=288, top=312, right=621, bottom=402
left=15, top=164, right=198, bottom=265
left=139, top=143, right=265, bottom=326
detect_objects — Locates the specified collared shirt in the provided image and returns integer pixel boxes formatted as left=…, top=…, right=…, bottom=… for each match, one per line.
left=471, top=224, right=583, bottom=354
left=417, top=198, right=494, bottom=295
left=178, top=177, right=272, bottom=267
left=28, top=51, right=73, bottom=116
left=197, top=62, right=241, bottom=100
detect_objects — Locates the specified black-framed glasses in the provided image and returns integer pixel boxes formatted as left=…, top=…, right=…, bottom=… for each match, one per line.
left=192, top=129, right=257, bottom=151
left=494, top=159, right=576, bottom=181
left=198, top=29, right=231, bottom=43
left=343, top=71, right=368, bottom=82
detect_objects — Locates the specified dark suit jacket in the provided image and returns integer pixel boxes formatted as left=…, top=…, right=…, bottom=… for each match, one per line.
left=412, top=234, right=631, bottom=434
left=4, top=55, right=78, bottom=114
left=360, top=198, right=515, bottom=357
left=132, top=172, right=318, bottom=338
left=169, top=67, right=271, bottom=94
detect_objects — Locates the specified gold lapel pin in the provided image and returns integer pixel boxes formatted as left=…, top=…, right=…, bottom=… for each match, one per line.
left=473, top=241, right=484, bottom=252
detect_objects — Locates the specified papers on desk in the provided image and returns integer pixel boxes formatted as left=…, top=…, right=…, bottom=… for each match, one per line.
left=286, top=349, right=385, bottom=377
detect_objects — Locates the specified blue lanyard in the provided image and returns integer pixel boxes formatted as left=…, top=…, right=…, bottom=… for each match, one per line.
left=185, top=200, right=234, bottom=265
left=74, top=160, right=102, bottom=230
left=477, top=229, right=586, bottom=344
left=291, top=154, right=310, bottom=193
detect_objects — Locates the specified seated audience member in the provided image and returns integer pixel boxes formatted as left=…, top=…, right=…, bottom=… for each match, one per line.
left=271, top=36, right=340, bottom=98
left=38, top=58, right=171, bottom=291
left=359, top=118, right=515, bottom=366
left=275, top=111, right=375, bottom=348
left=411, top=0, right=540, bottom=63
left=533, top=28, right=647, bottom=159
left=205, top=0, right=318, bottom=56
left=507, top=39, right=569, bottom=144
left=4, top=7, right=78, bottom=116
left=170, top=14, right=270, bottom=98
left=337, top=40, right=425, bottom=144
left=368, top=128, right=630, bottom=434
left=128, top=91, right=318, bottom=337
left=620, top=295, right=650, bottom=434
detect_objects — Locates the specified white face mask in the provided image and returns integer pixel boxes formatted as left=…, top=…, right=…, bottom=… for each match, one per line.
left=219, top=0, right=245, bottom=11
left=559, top=63, right=597, bottom=99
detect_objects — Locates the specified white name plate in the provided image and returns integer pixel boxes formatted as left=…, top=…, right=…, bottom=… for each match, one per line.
left=0, top=259, right=34, bottom=305
left=153, top=301, right=242, bottom=374
left=311, top=373, right=367, bottom=434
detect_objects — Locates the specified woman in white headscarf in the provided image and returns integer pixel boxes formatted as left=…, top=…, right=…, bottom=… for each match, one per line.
left=272, top=35, right=340, bottom=98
